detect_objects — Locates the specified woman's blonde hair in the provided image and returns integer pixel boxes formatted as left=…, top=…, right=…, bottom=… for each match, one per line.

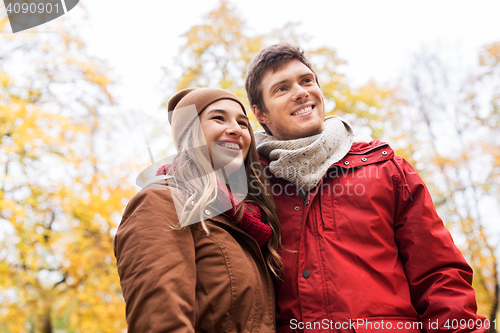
left=167, top=113, right=283, bottom=278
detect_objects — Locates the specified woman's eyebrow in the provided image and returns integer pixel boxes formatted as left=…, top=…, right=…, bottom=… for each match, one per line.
left=206, top=108, right=225, bottom=115
left=238, top=114, right=249, bottom=121
left=206, top=108, right=249, bottom=120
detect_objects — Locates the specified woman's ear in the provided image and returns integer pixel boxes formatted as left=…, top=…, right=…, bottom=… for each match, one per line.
left=252, top=105, right=269, bottom=124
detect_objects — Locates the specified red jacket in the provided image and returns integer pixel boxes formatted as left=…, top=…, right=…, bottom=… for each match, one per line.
left=260, top=140, right=486, bottom=333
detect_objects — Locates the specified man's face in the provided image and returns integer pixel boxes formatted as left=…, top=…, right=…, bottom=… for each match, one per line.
left=253, top=59, right=325, bottom=140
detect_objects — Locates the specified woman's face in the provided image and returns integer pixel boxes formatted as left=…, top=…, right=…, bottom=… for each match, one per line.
left=199, top=99, right=251, bottom=174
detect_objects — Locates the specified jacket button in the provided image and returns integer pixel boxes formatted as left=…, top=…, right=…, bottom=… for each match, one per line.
left=204, top=209, right=211, bottom=215
left=294, top=206, right=300, bottom=210
left=306, top=200, right=310, bottom=205
left=302, top=270, right=311, bottom=278
left=344, top=161, right=349, bottom=165
left=382, top=151, right=388, bottom=156
left=361, top=157, right=367, bottom=162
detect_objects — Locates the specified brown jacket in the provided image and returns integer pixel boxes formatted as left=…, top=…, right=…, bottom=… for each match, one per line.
left=114, top=180, right=276, bottom=333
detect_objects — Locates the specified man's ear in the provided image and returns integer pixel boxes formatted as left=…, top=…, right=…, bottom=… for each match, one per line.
left=252, top=105, right=269, bottom=124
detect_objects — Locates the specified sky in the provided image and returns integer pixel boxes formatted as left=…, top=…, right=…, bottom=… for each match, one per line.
left=2, top=1, right=499, bottom=174
left=75, top=0, right=500, bottom=117
left=2, top=0, right=499, bottom=145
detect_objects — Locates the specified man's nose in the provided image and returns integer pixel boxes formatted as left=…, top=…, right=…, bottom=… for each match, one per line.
left=292, top=84, right=309, bottom=101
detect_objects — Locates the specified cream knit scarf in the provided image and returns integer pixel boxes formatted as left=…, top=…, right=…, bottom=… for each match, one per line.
left=255, top=116, right=354, bottom=194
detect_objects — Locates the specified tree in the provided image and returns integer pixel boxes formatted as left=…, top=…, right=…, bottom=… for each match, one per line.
left=395, top=43, right=500, bottom=323
left=161, top=0, right=393, bottom=140
left=0, top=13, right=133, bottom=332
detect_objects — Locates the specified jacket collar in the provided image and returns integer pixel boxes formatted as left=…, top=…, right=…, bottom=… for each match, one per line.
left=259, top=140, right=394, bottom=197
left=259, top=140, right=392, bottom=170
left=333, top=140, right=392, bottom=169
left=258, top=139, right=414, bottom=201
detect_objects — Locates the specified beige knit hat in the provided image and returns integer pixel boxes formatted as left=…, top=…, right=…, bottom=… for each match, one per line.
left=168, top=88, right=246, bottom=149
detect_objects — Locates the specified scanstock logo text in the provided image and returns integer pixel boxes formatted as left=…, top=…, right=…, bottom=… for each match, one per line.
left=4, top=0, right=79, bottom=33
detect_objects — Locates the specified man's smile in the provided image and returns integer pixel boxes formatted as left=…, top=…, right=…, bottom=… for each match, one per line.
left=291, top=104, right=315, bottom=116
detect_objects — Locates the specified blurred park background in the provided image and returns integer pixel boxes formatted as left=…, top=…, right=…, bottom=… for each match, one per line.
left=1, top=0, right=499, bottom=332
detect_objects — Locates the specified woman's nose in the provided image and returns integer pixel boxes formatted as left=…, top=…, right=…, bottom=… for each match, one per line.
left=225, top=120, right=242, bottom=136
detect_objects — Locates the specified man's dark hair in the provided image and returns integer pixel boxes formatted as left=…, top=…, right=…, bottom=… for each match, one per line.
left=244, top=44, right=320, bottom=134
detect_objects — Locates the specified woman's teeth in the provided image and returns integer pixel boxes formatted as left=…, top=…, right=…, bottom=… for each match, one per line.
left=218, top=142, right=241, bottom=150
left=292, top=106, right=312, bottom=116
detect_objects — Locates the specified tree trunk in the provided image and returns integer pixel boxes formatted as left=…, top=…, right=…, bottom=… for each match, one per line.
left=39, top=307, right=52, bottom=333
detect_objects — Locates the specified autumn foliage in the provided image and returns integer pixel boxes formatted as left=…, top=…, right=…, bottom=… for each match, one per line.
left=0, top=15, right=133, bottom=333
left=1, top=1, right=499, bottom=331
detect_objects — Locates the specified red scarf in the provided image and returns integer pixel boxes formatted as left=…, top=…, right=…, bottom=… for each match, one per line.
left=156, top=164, right=272, bottom=247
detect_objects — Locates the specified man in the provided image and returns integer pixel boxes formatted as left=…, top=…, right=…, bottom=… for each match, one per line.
left=245, top=44, right=487, bottom=333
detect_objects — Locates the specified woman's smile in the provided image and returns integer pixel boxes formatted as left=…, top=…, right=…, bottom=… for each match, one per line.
left=199, top=99, right=251, bottom=173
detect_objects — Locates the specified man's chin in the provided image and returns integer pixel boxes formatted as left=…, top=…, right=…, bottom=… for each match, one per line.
left=288, top=126, right=323, bottom=140
left=304, top=126, right=323, bottom=137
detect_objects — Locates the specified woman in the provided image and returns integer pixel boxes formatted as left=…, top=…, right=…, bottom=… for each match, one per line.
left=114, top=88, right=282, bottom=332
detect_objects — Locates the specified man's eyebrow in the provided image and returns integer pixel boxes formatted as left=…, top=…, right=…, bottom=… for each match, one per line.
left=268, top=79, right=289, bottom=94
left=299, top=72, right=314, bottom=79
left=206, top=108, right=249, bottom=120
left=268, top=72, right=315, bottom=93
